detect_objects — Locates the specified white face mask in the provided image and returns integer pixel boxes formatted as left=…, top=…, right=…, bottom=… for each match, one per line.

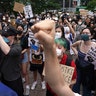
left=56, top=48, right=62, bottom=56
left=3, top=17, right=6, bottom=20
left=78, top=22, right=82, bottom=25
left=55, top=32, right=62, bottom=39
left=69, top=18, right=72, bottom=22
left=8, top=19, right=11, bottom=22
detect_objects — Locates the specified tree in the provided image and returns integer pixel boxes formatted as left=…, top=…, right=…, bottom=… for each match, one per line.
left=31, top=0, right=61, bottom=14
left=86, top=0, right=96, bottom=11
left=81, top=0, right=91, bottom=6
left=0, top=0, right=61, bottom=14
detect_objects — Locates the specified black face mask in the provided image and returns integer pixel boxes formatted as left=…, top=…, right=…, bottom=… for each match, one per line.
left=17, top=30, right=23, bottom=35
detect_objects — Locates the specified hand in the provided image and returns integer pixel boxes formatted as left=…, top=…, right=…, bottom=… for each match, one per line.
left=64, top=19, right=70, bottom=24
left=31, top=19, right=55, bottom=47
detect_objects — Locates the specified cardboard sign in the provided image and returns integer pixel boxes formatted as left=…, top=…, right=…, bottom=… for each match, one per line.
left=23, top=5, right=33, bottom=18
left=60, top=64, right=74, bottom=85
left=85, top=47, right=96, bottom=65
left=13, top=2, right=25, bottom=13
left=80, top=9, right=88, bottom=16
left=43, top=64, right=74, bottom=85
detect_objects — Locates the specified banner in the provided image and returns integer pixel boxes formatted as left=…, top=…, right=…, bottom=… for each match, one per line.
left=23, top=5, right=33, bottom=19
left=13, top=2, right=25, bottom=13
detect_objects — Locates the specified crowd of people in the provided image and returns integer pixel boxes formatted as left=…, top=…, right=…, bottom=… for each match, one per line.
left=0, top=10, right=96, bottom=96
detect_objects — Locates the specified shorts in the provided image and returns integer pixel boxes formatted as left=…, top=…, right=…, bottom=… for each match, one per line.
left=30, top=62, right=44, bottom=74
left=22, top=52, right=28, bottom=64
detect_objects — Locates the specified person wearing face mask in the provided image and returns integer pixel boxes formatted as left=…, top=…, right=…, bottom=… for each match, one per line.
left=75, top=18, right=86, bottom=36
left=55, top=25, right=70, bottom=51
left=46, top=38, right=77, bottom=96
left=71, top=27, right=96, bottom=96
left=0, top=27, right=24, bottom=96
left=55, top=25, right=64, bottom=39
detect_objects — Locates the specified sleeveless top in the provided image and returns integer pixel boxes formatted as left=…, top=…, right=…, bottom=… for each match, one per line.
left=78, top=50, right=91, bottom=67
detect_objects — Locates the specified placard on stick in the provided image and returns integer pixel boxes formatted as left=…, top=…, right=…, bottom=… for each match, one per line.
left=23, top=5, right=33, bottom=18
left=13, top=2, right=25, bottom=13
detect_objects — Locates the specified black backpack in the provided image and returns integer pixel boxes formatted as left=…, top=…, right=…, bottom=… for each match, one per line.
left=65, top=57, right=73, bottom=66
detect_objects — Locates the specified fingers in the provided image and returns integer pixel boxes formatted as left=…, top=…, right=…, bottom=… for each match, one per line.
left=34, top=30, right=54, bottom=45
left=31, top=19, right=55, bottom=32
left=31, top=25, right=39, bottom=34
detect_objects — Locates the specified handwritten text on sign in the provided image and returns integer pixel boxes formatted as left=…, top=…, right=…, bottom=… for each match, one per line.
left=85, top=47, right=96, bottom=65
left=60, top=64, right=74, bottom=85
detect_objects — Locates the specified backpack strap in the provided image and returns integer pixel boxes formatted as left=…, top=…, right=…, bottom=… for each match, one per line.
left=65, top=56, right=72, bottom=66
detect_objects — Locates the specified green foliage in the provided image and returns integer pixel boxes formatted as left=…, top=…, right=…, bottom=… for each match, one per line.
left=86, top=0, right=96, bottom=11
left=0, top=0, right=61, bottom=14
left=31, top=0, right=61, bottom=14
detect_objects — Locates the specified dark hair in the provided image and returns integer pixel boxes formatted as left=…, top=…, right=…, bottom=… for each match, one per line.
left=92, top=25, right=96, bottom=39
left=2, top=26, right=17, bottom=37
left=55, top=25, right=65, bottom=38
left=81, top=27, right=94, bottom=36
left=61, top=14, right=68, bottom=22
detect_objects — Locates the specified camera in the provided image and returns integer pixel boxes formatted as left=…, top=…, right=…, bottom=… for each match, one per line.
left=61, top=14, right=68, bottom=22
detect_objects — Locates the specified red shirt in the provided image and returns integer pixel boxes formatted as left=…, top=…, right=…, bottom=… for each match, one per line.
left=46, top=54, right=77, bottom=96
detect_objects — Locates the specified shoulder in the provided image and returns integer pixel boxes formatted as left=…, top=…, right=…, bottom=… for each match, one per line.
left=72, top=40, right=82, bottom=46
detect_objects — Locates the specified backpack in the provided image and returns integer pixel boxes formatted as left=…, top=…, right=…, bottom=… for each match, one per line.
left=65, top=56, right=72, bottom=66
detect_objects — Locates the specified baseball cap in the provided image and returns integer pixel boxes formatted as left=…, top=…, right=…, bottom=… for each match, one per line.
left=1, top=26, right=17, bottom=37
left=6, top=27, right=17, bottom=37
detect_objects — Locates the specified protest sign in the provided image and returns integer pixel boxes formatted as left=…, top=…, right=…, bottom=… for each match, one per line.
left=13, top=2, right=24, bottom=13
left=42, top=64, right=74, bottom=85
left=23, top=5, right=33, bottom=19
left=84, top=47, right=96, bottom=65
left=79, top=9, right=88, bottom=16
left=60, top=64, right=74, bottom=85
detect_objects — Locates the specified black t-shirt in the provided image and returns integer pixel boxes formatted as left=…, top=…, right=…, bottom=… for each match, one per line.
left=20, top=35, right=29, bottom=50
left=1, top=43, right=22, bottom=81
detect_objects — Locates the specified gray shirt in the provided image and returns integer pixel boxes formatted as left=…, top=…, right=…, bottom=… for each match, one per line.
left=1, top=43, right=22, bottom=81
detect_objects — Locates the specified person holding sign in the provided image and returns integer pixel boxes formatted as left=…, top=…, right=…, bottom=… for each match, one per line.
left=46, top=38, right=77, bottom=96
left=31, top=19, right=81, bottom=96
left=46, top=25, right=77, bottom=96
left=71, top=27, right=96, bottom=96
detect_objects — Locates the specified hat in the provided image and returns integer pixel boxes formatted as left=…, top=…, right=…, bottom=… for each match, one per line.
left=6, top=27, right=17, bottom=37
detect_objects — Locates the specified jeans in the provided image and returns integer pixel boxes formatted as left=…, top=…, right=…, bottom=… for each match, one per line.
left=72, top=69, right=92, bottom=96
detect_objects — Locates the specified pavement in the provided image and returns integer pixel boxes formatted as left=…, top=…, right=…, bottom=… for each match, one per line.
left=24, top=70, right=46, bottom=96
